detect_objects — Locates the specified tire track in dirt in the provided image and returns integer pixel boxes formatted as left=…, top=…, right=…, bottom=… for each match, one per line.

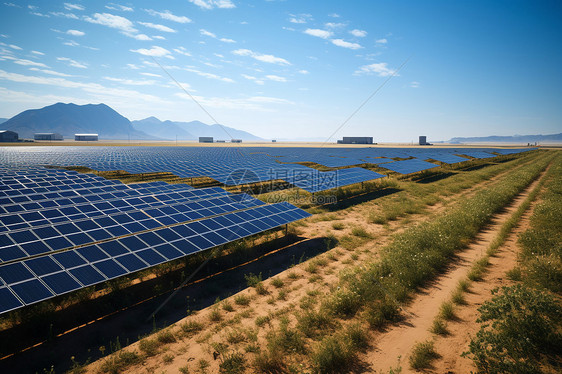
left=363, top=169, right=547, bottom=373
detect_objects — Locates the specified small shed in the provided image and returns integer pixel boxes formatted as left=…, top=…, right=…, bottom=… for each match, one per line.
left=231, top=139, right=242, bottom=143
left=75, top=134, right=98, bottom=141
left=35, top=133, right=63, bottom=141
left=0, top=130, right=18, bottom=142
left=199, top=137, right=213, bottom=143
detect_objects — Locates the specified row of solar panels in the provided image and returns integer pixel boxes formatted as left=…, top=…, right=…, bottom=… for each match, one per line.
left=0, top=147, right=534, bottom=193
left=0, top=202, right=309, bottom=314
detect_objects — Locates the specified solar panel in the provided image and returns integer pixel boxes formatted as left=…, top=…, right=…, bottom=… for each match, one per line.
left=378, top=159, right=440, bottom=174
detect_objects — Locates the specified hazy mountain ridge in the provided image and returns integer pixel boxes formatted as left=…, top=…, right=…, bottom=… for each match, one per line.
left=450, top=133, right=562, bottom=143
left=1, top=103, right=153, bottom=140
left=132, top=117, right=262, bottom=141
left=1, top=103, right=262, bottom=141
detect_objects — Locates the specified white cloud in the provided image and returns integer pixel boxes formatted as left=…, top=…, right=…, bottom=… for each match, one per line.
left=50, top=12, right=78, bottom=19
left=84, top=13, right=138, bottom=34
left=8, top=44, right=22, bottom=50
left=298, top=70, right=309, bottom=74
left=288, top=13, right=312, bottom=24
left=144, top=9, right=191, bottom=23
left=232, top=48, right=291, bottom=65
left=0, top=69, right=166, bottom=104
left=67, top=29, right=85, bottom=36
left=200, top=29, right=216, bottom=38
left=132, top=34, right=152, bottom=41
left=63, top=40, right=80, bottom=47
left=265, top=74, right=287, bottom=82
left=188, top=0, right=236, bottom=10
left=331, top=39, right=362, bottom=50
left=350, top=29, right=367, bottom=37
left=2, top=55, right=48, bottom=67
left=104, top=76, right=157, bottom=86
left=138, top=22, right=176, bottom=33
left=31, top=50, right=45, bottom=55
left=173, top=47, right=191, bottom=56
left=29, top=67, right=72, bottom=77
left=241, top=74, right=264, bottom=85
left=214, top=53, right=224, bottom=58
left=174, top=93, right=292, bottom=111
left=200, top=29, right=236, bottom=43
left=410, top=81, right=420, bottom=88
left=140, top=72, right=162, bottom=77
left=304, top=28, right=333, bottom=39
left=185, top=67, right=234, bottom=83
left=153, top=35, right=166, bottom=40
left=130, top=45, right=173, bottom=58
left=57, top=57, right=87, bottom=68
left=354, top=62, right=397, bottom=77
left=105, top=3, right=133, bottom=12
left=325, top=22, right=345, bottom=29
left=376, top=38, right=388, bottom=44
left=64, top=3, right=84, bottom=11
left=328, top=13, right=340, bottom=18
left=4, top=3, right=19, bottom=7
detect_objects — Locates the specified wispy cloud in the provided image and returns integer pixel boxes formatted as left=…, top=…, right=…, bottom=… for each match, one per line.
left=84, top=13, right=136, bottom=33
left=304, top=28, right=333, bottom=39
left=144, top=9, right=191, bottom=23
left=410, top=81, right=420, bottom=88
left=265, top=74, right=287, bottom=82
left=188, top=0, right=236, bottom=10
left=328, top=13, right=340, bottom=18
left=104, top=76, right=157, bottom=86
left=185, top=67, right=234, bottom=83
left=138, top=22, right=176, bottom=33
left=173, top=47, right=191, bottom=56
left=331, top=39, right=362, bottom=50
left=31, top=50, right=45, bottom=55
left=354, top=62, right=397, bottom=77
left=29, top=67, right=72, bottom=77
left=288, top=13, right=312, bottom=24
left=130, top=46, right=173, bottom=58
left=376, top=38, right=388, bottom=44
left=1, top=55, right=48, bottom=67
left=241, top=74, right=264, bottom=85
left=325, top=22, right=345, bottom=29
left=232, top=48, right=291, bottom=65
left=49, top=12, right=78, bottom=19
left=140, top=72, right=162, bottom=77
left=298, top=70, right=309, bottom=74
left=200, top=29, right=236, bottom=43
left=66, top=29, right=85, bottom=36
left=105, top=3, right=133, bottom=12
left=64, top=3, right=84, bottom=11
left=8, top=44, right=21, bottom=50
left=350, top=29, right=367, bottom=37
left=57, top=57, right=87, bottom=68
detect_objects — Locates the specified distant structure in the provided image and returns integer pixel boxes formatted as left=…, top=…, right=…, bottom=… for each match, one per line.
left=337, top=137, right=373, bottom=144
left=75, top=134, right=98, bottom=141
left=199, top=136, right=213, bottom=143
left=272, top=139, right=277, bottom=143
left=34, top=133, right=63, bottom=141
left=231, top=139, right=242, bottom=143
left=0, top=130, right=18, bottom=142
left=216, top=140, right=226, bottom=143
left=419, top=136, right=431, bottom=145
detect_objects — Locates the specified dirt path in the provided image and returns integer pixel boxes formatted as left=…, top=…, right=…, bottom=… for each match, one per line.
left=364, top=173, right=546, bottom=373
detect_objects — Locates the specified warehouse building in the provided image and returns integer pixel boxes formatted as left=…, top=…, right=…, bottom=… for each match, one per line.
left=231, top=139, right=242, bottom=143
left=34, top=133, right=63, bottom=141
left=0, top=130, right=18, bottom=142
left=199, top=136, right=213, bottom=143
left=337, top=136, right=373, bottom=144
left=75, top=134, right=98, bottom=141
left=419, top=136, right=431, bottom=145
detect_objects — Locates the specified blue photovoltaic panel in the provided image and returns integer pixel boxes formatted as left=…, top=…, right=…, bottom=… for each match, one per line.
left=378, top=159, right=440, bottom=174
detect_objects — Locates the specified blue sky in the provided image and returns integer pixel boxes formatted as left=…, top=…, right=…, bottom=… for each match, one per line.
left=0, top=0, right=560, bottom=141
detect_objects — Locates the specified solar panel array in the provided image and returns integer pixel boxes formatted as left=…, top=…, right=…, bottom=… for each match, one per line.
left=0, top=167, right=310, bottom=314
left=0, top=146, right=534, bottom=193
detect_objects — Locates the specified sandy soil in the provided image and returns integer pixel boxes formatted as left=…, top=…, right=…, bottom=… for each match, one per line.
left=363, top=171, right=546, bottom=373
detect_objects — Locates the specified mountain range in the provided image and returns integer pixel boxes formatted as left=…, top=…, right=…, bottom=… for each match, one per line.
left=449, top=133, right=562, bottom=144
left=0, top=103, right=262, bottom=141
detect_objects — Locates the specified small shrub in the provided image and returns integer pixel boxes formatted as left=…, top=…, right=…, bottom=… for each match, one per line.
left=346, top=323, right=369, bottom=351
left=162, top=353, right=174, bottom=364
left=287, top=271, right=299, bottom=279
left=222, top=300, right=234, bottom=312
left=506, top=267, right=522, bottom=281
left=271, top=278, right=284, bottom=288
left=210, top=307, right=222, bottom=322
left=451, top=289, right=466, bottom=305
left=226, top=329, right=246, bottom=344
left=439, top=301, right=455, bottom=320
left=409, top=340, right=438, bottom=370
left=277, top=289, right=287, bottom=301
left=255, top=282, right=268, bottom=295
left=430, top=318, right=448, bottom=335
left=332, top=222, right=345, bottom=230
left=266, top=319, right=306, bottom=354
left=255, top=315, right=271, bottom=327
left=139, top=338, right=160, bottom=357
left=325, top=289, right=361, bottom=318
left=312, top=335, right=356, bottom=373
left=297, top=309, right=335, bottom=339
left=157, top=329, right=176, bottom=344
left=253, top=350, right=285, bottom=373
left=245, top=272, right=263, bottom=287
left=365, top=300, right=401, bottom=329
left=234, top=294, right=250, bottom=306
left=181, top=320, right=203, bottom=336
left=351, top=226, right=371, bottom=238
left=179, top=365, right=190, bottom=374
